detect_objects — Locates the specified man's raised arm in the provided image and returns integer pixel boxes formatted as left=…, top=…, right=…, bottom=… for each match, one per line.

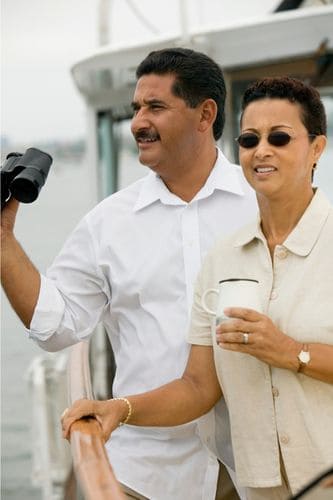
left=1, top=199, right=41, bottom=327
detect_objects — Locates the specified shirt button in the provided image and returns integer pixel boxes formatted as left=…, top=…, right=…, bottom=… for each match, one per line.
left=280, top=435, right=290, bottom=445
left=276, top=248, right=288, bottom=259
left=270, top=289, right=278, bottom=300
left=272, top=387, right=279, bottom=397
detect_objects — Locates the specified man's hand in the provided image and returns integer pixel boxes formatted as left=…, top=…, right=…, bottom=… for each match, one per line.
left=1, top=197, right=20, bottom=240
left=61, top=398, right=129, bottom=442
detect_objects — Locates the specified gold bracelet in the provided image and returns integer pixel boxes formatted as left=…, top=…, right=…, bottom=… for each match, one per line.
left=113, top=397, right=132, bottom=426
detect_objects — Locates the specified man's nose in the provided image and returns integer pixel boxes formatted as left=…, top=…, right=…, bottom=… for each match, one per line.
left=131, top=108, right=150, bottom=133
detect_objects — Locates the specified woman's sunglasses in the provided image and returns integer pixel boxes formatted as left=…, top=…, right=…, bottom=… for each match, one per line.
left=235, top=131, right=316, bottom=149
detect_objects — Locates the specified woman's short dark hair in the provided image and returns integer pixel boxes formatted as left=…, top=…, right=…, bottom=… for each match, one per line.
left=136, top=47, right=226, bottom=141
left=240, top=76, right=327, bottom=137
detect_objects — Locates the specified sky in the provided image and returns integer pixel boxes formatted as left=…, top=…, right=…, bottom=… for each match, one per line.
left=2, top=0, right=97, bottom=144
left=1, top=0, right=279, bottom=145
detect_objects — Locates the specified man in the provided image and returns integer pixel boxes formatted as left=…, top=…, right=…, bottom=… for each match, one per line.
left=1, top=48, right=257, bottom=500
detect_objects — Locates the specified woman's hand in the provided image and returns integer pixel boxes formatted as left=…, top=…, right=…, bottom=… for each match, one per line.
left=216, top=307, right=300, bottom=370
left=61, top=398, right=129, bottom=442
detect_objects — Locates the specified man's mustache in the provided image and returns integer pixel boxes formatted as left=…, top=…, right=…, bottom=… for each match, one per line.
left=134, top=130, right=160, bottom=141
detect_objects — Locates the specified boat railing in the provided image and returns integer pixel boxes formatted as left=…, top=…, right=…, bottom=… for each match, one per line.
left=67, top=340, right=125, bottom=499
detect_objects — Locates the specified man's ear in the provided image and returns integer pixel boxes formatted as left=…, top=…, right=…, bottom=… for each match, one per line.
left=198, top=99, right=217, bottom=133
left=312, top=134, right=327, bottom=163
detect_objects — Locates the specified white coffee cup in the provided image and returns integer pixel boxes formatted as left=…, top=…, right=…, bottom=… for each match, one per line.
left=201, top=278, right=262, bottom=324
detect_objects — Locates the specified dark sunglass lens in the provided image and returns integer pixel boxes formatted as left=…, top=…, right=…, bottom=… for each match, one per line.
left=268, top=132, right=291, bottom=146
left=237, top=134, right=259, bottom=148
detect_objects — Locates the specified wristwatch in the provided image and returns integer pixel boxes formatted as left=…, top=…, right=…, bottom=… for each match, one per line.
left=297, top=344, right=310, bottom=372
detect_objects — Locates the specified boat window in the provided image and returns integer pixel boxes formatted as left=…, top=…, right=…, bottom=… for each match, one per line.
left=97, top=113, right=148, bottom=196
left=117, top=119, right=149, bottom=190
left=97, top=111, right=119, bottom=198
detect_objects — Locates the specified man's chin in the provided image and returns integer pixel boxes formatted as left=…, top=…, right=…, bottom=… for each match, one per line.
left=138, top=154, right=159, bottom=171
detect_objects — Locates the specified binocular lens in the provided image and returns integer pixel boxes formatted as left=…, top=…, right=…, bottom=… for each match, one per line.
left=1, top=147, right=53, bottom=209
left=10, top=167, right=44, bottom=203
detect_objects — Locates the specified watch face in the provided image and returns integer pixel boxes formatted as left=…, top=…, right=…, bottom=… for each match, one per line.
left=299, top=350, right=310, bottom=364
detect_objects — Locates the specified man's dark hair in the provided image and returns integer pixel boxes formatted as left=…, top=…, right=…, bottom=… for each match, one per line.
left=241, top=76, right=327, bottom=137
left=136, top=47, right=226, bottom=141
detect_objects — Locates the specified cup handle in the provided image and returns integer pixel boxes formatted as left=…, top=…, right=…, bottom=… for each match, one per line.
left=201, top=288, right=219, bottom=315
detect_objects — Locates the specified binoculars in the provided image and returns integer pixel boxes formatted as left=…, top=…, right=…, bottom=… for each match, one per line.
left=1, top=147, right=53, bottom=210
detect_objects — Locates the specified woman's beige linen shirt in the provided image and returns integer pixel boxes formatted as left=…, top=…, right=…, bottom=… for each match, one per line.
left=188, top=189, right=333, bottom=494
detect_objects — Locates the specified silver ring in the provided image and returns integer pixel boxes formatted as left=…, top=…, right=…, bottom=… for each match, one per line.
left=242, top=333, right=249, bottom=344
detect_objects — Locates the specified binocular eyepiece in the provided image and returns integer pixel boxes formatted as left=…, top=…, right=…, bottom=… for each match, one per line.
left=1, top=147, right=53, bottom=210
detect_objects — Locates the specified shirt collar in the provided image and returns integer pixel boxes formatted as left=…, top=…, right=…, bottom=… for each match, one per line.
left=134, top=148, right=245, bottom=211
left=233, top=189, right=332, bottom=256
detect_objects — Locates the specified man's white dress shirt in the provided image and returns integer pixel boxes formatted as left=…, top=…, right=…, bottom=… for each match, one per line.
left=28, top=149, right=257, bottom=500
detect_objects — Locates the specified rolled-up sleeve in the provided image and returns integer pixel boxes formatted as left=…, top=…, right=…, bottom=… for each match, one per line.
left=26, top=216, right=110, bottom=351
left=187, top=258, right=215, bottom=347
left=28, top=274, right=66, bottom=340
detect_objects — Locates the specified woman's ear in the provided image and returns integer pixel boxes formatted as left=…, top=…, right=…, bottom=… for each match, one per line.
left=198, top=99, right=217, bottom=134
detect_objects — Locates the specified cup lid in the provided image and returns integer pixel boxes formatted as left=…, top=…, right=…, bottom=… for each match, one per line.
left=218, top=278, right=259, bottom=284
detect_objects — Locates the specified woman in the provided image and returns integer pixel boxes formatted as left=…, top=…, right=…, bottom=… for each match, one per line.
left=62, top=77, right=333, bottom=499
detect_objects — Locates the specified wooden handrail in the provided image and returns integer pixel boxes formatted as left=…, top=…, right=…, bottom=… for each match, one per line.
left=67, top=341, right=125, bottom=499
left=70, top=418, right=125, bottom=499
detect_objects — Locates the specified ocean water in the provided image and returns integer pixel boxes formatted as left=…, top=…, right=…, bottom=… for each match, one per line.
left=1, top=156, right=93, bottom=500
left=1, top=146, right=333, bottom=499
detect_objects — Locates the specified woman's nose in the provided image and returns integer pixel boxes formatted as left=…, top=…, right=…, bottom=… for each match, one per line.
left=253, top=137, right=274, bottom=158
